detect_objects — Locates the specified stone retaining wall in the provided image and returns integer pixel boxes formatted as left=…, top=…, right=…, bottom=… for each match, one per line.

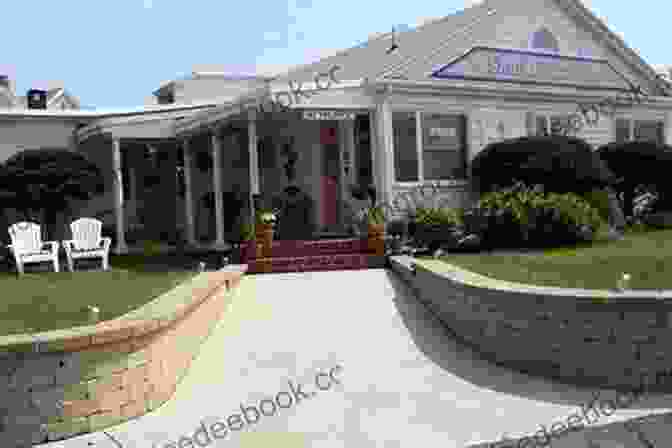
left=389, top=256, right=672, bottom=394
left=0, top=266, right=246, bottom=447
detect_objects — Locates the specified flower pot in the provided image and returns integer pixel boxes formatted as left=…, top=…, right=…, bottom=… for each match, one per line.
left=255, top=242, right=264, bottom=259
left=255, top=223, right=275, bottom=257
left=367, top=223, right=385, bottom=237
left=367, top=236, right=385, bottom=255
left=262, top=229, right=274, bottom=257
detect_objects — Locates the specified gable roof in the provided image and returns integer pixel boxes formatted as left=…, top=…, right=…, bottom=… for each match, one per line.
left=272, top=0, right=495, bottom=86
left=273, top=0, right=668, bottom=95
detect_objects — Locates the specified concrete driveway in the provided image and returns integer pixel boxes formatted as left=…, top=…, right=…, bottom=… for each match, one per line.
left=42, top=269, right=672, bottom=448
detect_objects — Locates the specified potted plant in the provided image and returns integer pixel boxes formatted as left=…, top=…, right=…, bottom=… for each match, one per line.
left=237, top=222, right=256, bottom=264
left=361, top=204, right=386, bottom=255
left=255, top=208, right=278, bottom=257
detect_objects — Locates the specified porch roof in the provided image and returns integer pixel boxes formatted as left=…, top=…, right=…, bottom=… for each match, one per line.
left=173, top=79, right=370, bottom=136
left=76, top=101, right=226, bottom=143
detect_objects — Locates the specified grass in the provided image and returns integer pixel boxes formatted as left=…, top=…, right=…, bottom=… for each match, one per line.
left=432, top=227, right=672, bottom=290
left=0, top=254, right=199, bottom=337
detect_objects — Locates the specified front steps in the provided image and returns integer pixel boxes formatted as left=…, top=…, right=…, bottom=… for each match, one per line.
left=244, top=238, right=385, bottom=274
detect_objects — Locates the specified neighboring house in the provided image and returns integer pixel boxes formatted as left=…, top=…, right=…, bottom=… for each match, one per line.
left=14, top=87, right=81, bottom=110
left=3, top=0, right=672, bottom=254
left=152, top=69, right=273, bottom=105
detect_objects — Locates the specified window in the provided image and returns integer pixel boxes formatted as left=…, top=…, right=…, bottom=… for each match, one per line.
left=615, top=118, right=665, bottom=144
left=421, top=113, right=466, bottom=180
left=392, top=111, right=467, bottom=182
left=530, top=27, right=559, bottom=52
left=532, top=114, right=570, bottom=136
left=392, top=112, right=419, bottom=181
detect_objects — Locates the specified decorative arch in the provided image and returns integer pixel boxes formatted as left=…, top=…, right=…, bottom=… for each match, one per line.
left=529, top=27, right=559, bottom=52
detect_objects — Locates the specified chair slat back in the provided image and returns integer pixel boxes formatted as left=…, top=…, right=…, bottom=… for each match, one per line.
left=8, top=222, right=43, bottom=254
left=71, top=218, right=102, bottom=250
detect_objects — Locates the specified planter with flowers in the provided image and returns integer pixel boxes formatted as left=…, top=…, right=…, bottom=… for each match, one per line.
left=255, top=208, right=278, bottom=258
left=360, top=204, right=387, bottom=255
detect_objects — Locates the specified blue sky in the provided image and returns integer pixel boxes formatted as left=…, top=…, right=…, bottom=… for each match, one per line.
left=2, top=0, right=668, bottom=109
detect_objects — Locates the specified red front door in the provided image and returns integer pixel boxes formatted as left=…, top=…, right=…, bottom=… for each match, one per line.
left=320, top=125, right=340, bottom=229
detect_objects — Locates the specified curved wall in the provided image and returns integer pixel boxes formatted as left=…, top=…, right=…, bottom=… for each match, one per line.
left=390, top=256, right=672, bottom=394
left=0, top=267, right=246, bottom=446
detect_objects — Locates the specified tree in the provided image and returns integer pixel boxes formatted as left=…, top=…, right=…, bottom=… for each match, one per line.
left=0, top=148, right=105, bottom=240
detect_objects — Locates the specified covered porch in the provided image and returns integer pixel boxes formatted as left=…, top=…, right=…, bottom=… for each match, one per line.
left=74, top=82, right=388, bottom=263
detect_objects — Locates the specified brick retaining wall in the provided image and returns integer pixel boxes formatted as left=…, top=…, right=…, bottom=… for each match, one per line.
left=0, top=267, right=246, bottom=447
left=389, top=256, right=672, bottom=394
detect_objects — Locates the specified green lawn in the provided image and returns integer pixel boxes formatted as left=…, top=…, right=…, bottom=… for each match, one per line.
left=0, top=255, right=197, bottom=337
left=433, top=227, right=672, bottom=290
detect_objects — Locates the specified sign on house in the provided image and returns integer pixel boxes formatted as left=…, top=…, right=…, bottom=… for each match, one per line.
left=432, top=46, right=632, bottom=90
left=303, top=110, right=356, bottom=121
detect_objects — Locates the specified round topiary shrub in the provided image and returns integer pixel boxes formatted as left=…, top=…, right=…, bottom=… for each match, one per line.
left=471, top=135, right=618, bottom=196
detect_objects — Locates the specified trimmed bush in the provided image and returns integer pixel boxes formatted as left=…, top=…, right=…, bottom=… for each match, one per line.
left=596, top=141, right=672, bottom=217
left=471, top=135, right=617, bottom=195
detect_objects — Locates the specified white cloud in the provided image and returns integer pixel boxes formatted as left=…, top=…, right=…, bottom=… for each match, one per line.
left=464, top=0, right=484, bottom=7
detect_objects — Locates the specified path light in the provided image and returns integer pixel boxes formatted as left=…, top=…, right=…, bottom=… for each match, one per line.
left=617, top=273, right=631, bottom=292
left=87, top=305, right=100, bottom=323
left=198, top=261, right=206, bottom=272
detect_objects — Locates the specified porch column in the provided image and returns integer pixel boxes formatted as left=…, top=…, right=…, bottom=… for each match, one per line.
left=182, top=137, right=196, bottom=245
left=665, top=110, right=672, bottom=147
left=210, top=126, right=225, bottom=246
left=112, top=137, right=128, bottom=254
left=248, top=109, right=260, bottom=224
left=373, top=100, right=394, bottom=206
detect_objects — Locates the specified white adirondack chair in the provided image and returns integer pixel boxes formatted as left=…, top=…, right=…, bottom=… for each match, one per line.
left=62, top=218, right=111, bottom=272
left=7, top=222, right=60, bottom=274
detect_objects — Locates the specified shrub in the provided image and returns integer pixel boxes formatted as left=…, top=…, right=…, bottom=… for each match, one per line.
left=596, top=141, right=672, bottom=217
left=582, top=188, right=612, bottom=223
left=471, top=135, right=617, bottom=196
left=464, top=182, right=605, bottom=248
left=412, top=207, right=463, bottom=250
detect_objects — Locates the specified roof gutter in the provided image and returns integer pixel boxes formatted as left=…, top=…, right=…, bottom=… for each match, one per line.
left=373, top=78, right=672, bottom=106
left=175, top=80, right=367, bottom=136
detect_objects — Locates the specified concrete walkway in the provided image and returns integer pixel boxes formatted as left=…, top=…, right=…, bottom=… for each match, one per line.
left=42, top=269, right=672, bottom=448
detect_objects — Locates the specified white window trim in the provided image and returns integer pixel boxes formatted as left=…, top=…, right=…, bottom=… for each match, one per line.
left=613, top=116, right=665, bottom=142
left=392, top=110, right=470, bottom=185
left=415, top=111, right=424, bottom=181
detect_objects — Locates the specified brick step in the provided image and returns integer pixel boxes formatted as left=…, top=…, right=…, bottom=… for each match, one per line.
left=247, top=238, right=373, bottom=258
left=248, top=254, right=386, bottom=274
